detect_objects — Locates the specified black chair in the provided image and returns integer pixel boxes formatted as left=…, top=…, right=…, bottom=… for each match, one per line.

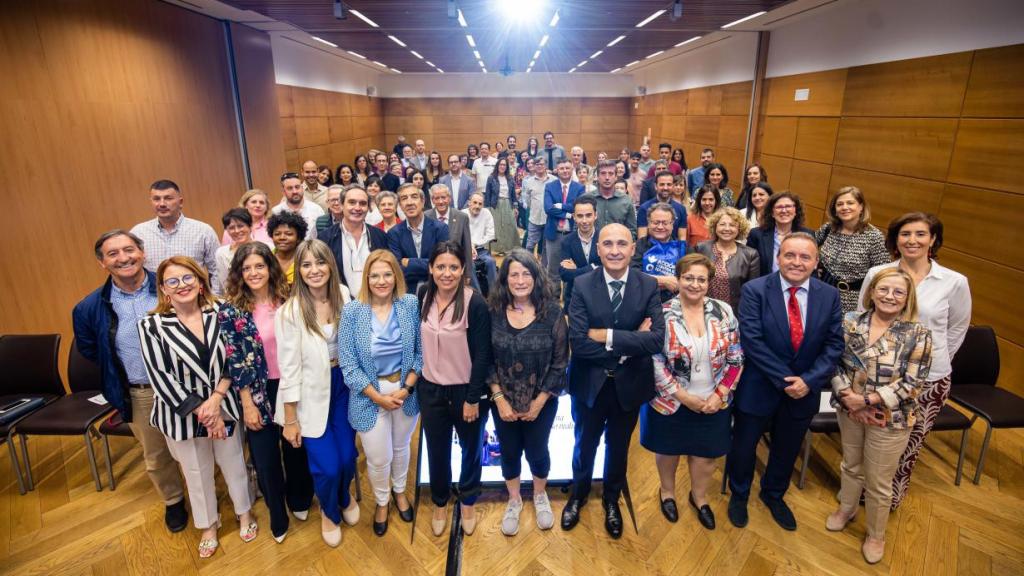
left=798, top=408, right=839, bottom=489
left=1, top=334, right=65, bottom=494
left=8, top=338, right=114, bottom=494
left=948, top=325, right=1024, bottom=484
left=98, top=413, right=134, bottom=490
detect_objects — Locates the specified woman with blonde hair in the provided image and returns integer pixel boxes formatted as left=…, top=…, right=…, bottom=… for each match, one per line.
left=694, top=207, right=760, bottom=311
left=275, top=239, right=358, bottom=547
left=138, top=256, right=255, bottom=557
left=222, top=189, right=273, bottom=247
left=828, top=268, right=932, bottom=564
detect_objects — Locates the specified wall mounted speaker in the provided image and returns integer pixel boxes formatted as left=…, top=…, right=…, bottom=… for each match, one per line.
left=636, top=86, right=647, bottom=96
left=367, top=86, right=377, bottom=97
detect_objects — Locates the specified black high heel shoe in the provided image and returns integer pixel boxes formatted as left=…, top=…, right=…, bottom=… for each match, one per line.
left=373, top=504, right=389, bottom=536
left=393, top=492, right=414, bottom=523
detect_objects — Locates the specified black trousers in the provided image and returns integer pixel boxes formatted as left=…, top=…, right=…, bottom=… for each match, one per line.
left=571, top=379, right=639, bottom=503
left=490, top=396, right=558, bottom=480
left=247, top=379, right=314, bottom=537
left=725, top=402, right=813, bottom=501
left=419, top=380, right=487, bottom=507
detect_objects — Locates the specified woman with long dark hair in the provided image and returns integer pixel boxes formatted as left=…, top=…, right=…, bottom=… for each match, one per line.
left=354, top=155, right=372, bottom=185
left=746, top=191, right=813, bottom=276
left=485, top=156, right=520, bottom=254
left=735, top=163, right=767, bottom=210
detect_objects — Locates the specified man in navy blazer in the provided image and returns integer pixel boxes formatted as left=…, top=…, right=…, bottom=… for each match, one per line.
left=558, top=195, right=600, bottom=312
left=726, top=232, right=844, bottom=531
left=544, top=159, right=586, bottom=281
left=561, top=224, right=665, bottom=539
left=388, top=183, right=449, bottom=293
left=319, top=185, right=389, bottom=297
left=438, top=153, right=475, bottom=210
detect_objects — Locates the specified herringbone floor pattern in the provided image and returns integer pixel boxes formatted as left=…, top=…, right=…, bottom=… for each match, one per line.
left=2, top=411, right=1022, bottom=575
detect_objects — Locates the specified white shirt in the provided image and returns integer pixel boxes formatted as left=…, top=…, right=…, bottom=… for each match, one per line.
left=463, top=208, right=495, bottom=248
left=449, top=173, right=465, bottom=207
left=578, top=229, right=595, bottom=261
left=522, top=174, right=554, bottom=225
left=273, top=198, right=324, bottom=240
left=780, top=274, right=810, bottom=329
left=859, top=260, right=971, bottom=380
left=340, top=223, right=370, bottom=298
left=212, top=244, right=235, bottom=296
left=472, top=156, right=497, bottom=192
left=602, top=267, right=630, bottom=353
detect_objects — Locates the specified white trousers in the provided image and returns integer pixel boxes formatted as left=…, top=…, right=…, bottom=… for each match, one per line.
left=358, top=377, right=420, bottom=506
left=166, top=427, right=253, bottom=529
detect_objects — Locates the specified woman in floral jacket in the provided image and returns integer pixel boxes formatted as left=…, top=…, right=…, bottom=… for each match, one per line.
left=218, top=242, right=314, bottom=544
left=640, top=253, right=743, bottom=531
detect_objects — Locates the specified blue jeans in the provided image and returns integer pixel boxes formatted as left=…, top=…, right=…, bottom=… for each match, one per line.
left=303, top=366, right=357, bottom=524
left=475, top=248, right=498, bottom=292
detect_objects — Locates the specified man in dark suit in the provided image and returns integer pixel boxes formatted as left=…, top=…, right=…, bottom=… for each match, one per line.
left=425, top=183, right=478, bottom=290
left=438, top=154, right=475, bottom=210
left=544, top=159, right=586, bottom=282
left=558, top=195, right=600, bottom=312
left=726, top=232, right=844, bottom=531
left=319, top=184, right=389, bottom=298
left=388, top=183, right=449, bottom=293
left=561, top=223, right=666, bottom=539
left=374, top=152, right=400, bottom=192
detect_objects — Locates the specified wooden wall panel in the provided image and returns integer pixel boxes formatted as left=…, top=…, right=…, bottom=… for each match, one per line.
left=328, top=116, right=353, bottom=143
left=230, top=22, right=286, bottom=194
left=996, top=338, right=1024, bottom=397
left=947, top=119, right=1024, bottom=195
left=758, top=155, right=793, bottom=190
left=325, top=92, right=351, bottom=117
left=940, top=185, right=1024, bottom=270
left=661, top=116, right=686, bottom=141
left=842, top=52, right=972, bottom=117
left=760, top=117, right=798, bottom=157
left=687, top=86, right=722, bottom=116
left=294, top=117, right=330, bottom=148
left=481, top=115, right=532, bottom=135
left=280, top=117, right=297, bottom=151
left=292, top=87, right=327, bottom=117
left=715, top=149, right=746, bottom=182
left=280, top=84, right=384, bottom=172
left=793, top=117, right=840, bottom=164
left=276, top=84, right=293, bottom=117
left=580, top=98, right=630, bottom=116
left=765, top=69, right=847, bottom=117
left=789, top=160, right=831, bottom=209
left=384, top=115, right=433, bottom=136
left=834, top=117, right=958, bottom=180
left=721, top=81, right=754, bottom=116
left=685, top=116, right=720, bottom=146
left=582, top=115, right=629, bottom=133
left=661, top=90, right=688, bottom=113
left=531, top=115, right=582, bottom=134
left=718, top=116, right=749, bottom=150
left=941, top=250, right=1024, bottom=345
left=962, top=45, right=1024, bottom=118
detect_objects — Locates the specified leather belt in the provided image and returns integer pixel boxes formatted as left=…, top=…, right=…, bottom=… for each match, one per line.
left=330, top=358, right=339, bottom=367
left=836, top=279, right=864, bottom=292
left=128, top=383, right=150, bottom=389
left=380, top=371, right=401, bottom=383
left=605, top=369, right=616, bottom=379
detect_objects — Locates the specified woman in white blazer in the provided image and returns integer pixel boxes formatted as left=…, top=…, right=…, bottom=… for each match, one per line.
left=275, top=239, right=357, bottom=547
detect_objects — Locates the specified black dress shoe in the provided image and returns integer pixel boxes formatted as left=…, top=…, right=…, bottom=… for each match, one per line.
left=561, top=498, right=585, bottom=531
left=688, top=493, right=716, bottom=530
left=393, top=492, right=414, bottom=523
left=373, top=505, right=389, bottom=536
left=603, top=499, right=623, bottom=539
left=760, top=494, right=797, bottom=531
left=727, top=497, right=748, bottom=528
left=165, top=500, right=188, bottom=533
left=659, top=490, right=679, bottom=523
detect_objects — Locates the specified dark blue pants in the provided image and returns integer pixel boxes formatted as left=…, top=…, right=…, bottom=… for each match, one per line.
left=571, top=381, right=639, bottom=503
left=303, top=367, right=358, bottom=524
left=726, top=402, right=813, bottom=501
left=491, top=396, right=558, bottom=480
left=418, top=380, right=486, bottom=507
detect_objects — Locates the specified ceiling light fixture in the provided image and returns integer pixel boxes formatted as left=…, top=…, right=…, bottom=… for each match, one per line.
left=607, top=35, right=626, bottom=47
left=722, top=11, right=766, bottom=29
left=481, top=67, right=488, bottom=73
left=577, top=59, right=588, bottom=68
left=646, top=50, right=664, bottom=59
left=635, top=10, right=665, bottom=28
left=311, top=36, right=337, bottom=48
left=348, top=9, right=379, bottom=28
left=479, top=61, right=486, bottom=67
left=590, top=50, right=603, bottom=59
left=426, top=61, right=435, bottom=67
left=610, top=67, right=622, bottom=73
left=473, top=50, right=481, bottom=59
left=437, top=68, right=445, bottom=73
left=466, top=34, right=476, bottom=47
left=549, top=11, right=559, bottom=27
left=529, top=60, right=536, bottom=67
left=347, top=50, right=366, bottom=59
left=387, top=35, right=406, bottom=47
left=568, top=67, right=577, bottom=73
left=626, top=60, right=640, bottom=67
left=457, top=9, right=468, bottom=27
left=372, top=60, right=387, bottom=67
left=540, top=34, right=549, bottom=47
left=675, top=36, right=702, bottom=47
left=533, top=50, right=541, bottom=60
left=410, top=50, right=424, bottom=59
left=390, top=68, right=402, bottom=74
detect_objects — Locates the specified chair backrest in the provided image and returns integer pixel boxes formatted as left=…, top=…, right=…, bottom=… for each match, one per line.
left=0, top=334, right=65, bottom=397
left=67, top=338, right=103, bottom=393
left=950, top=325, right=1000, bottom=387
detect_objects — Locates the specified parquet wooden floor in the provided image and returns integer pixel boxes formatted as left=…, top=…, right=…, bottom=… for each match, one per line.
left=2, top=410, right=1022, bottom=575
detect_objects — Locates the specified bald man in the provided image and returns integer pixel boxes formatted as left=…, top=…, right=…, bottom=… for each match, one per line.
left=561, top=223, right=665, bottom=539
left=302, top=159, right=328, bottom=211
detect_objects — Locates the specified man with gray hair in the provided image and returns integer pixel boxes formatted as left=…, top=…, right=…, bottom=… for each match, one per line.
left=426, top=183, right=477, bottom=290
left=319, top=183, right=389, bottom=297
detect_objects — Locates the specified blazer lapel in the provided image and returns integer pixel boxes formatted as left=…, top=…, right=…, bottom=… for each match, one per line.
left=765, top=273, right=795, bottom=354
left=401, top=224, right=416, bottom=258
left=592, top=269, right=615, bottom=328
left=160, top=314, right=212, bottom=385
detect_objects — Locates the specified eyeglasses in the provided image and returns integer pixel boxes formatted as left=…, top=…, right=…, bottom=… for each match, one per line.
left=163, top=274, right=196, bottom=288
left=874, top=286, right=908, bottom=299
left=774, top=204, right=796, bottom=212
left=680, top=275, right=709, bottom=285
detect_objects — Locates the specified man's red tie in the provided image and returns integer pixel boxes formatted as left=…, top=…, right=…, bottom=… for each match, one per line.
left=787, top=286, right=803, bottom=351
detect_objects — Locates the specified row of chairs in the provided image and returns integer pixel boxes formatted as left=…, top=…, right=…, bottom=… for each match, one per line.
left=1, top=335, right=131, bottom=495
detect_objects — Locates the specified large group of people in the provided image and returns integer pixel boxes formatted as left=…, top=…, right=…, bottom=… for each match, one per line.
left=71, top=133, right=972, bottom=566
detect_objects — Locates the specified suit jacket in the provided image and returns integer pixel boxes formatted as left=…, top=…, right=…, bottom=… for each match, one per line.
left=484, top=174, right=518, bottom=208
left=425, top=208, right=473, bottom=277
left=338, top=295, right=422, bottom=432
left=319, top=223, right=389, bottom=291
left=639, top=178, right=657, bottom=205
left=387, top=217, right=450, bottom=292
left=735, top=273, right=844, bottom=418
left=380, top=173, right=400, bottom=192
left=543, top=179, right=586, bottom=240
left=559, top=231, right=601, bottom=312
left=746, top=225, right=813, bottom=277
left=694, top=240, right=761, bottom=311
left=439, top=173, right=475, bottom=210
left=567, top=268, right=666, bottom=411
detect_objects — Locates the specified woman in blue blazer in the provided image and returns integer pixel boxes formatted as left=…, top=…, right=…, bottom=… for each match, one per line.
left=339, top=249, right=422, bottom=536
left=745, top=191, right=813, bottom=277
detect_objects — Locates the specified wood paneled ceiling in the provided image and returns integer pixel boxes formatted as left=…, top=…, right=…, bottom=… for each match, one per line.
left=218, top=0, right=791, bottom=74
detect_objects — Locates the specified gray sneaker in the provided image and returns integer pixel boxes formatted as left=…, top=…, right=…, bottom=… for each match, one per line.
left=501, top=499, right=524, bottom=536
left=534, top=492, right=554, bottom=530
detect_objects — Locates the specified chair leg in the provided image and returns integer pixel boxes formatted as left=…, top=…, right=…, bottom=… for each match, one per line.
left=798, top=431, right=812, bottom=490
left=84, top=430, right=102, bottom=492
left=101, top=432, right=117, bottom=490
left=354, top=465, right=363, bottom=503
left=972, top=419, right=994, bottom=485
left=20, top=434, right=34, bottom=491
left=720, top=469, right=728, bottom=495
left=8, top=433, right=26, bottom=495
left=954, top=426, right=970, bottom=486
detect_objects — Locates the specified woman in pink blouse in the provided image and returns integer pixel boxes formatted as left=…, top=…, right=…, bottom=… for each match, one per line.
left=221, top=189, right=273, bottom=247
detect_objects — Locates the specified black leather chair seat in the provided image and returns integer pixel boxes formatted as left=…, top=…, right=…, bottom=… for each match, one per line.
left=950, top=385, right=1024, bottom=428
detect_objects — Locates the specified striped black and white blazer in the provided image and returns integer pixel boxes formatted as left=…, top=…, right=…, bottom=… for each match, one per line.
left=137, top=302, right=241, bottom=441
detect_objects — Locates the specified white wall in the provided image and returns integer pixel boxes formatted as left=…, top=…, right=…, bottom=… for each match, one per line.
left=629, top=34, right=759, bottom=95
left=270, top=33, right=381, bottom=95
left=376, top=72, right=636, bottom=98
left=766, top=0, right=1024, bottom=77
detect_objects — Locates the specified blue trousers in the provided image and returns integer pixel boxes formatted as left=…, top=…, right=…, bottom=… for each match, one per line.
left=303, top=366, right=358, bottom=524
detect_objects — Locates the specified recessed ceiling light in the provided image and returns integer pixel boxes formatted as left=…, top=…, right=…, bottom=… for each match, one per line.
left=348, top=9, right=379, bottom=28
left=533, top=50, right=541, bottom=60
left=473, top=50, right=481, bottom=59
left=426, top=61, right=435, bottom=67
left=646, top=50, right=664, bottom=59
left=311, top=36, right=337, bottom=48
left=549, top=11, right=559, bottom=27
left=590, top=50, right=603, bottom=59
left=722, top=11, right=766, bottom=29
left=347, top=50, right=366, bottom=59
left=372, top=60, right=387, bottom=67
left=675, top=36, right=702, bottom=47
left=568, top=67, right=577, bottom=73
left=540, top=34, right=549, bottom=47
left=479, top=61, right=485, bottom=67
left=481, top=67, right=488, bottom=73
left=526, top=68, right=532, bottom=73
left=626, top=60, right=640, bottom=67
left=466, top=34, right=476, bottom=47
left=390, top=68, right=402, bottom=74
left=577, top=59, right=588, bottom=68
left=437, top=68, right=444, bottom=73
left=529, top=60, right=536, bottom=67
left=635, top=10, right=665, bottom=28
left=607, top=35, right=626, bottom=47
left=410, top=50, right=424, bottom=59
left=457, top=9, right=468, bottom=27
left=610, top=67, right=622, bottom=73
left=388, top=35, right=406, bottom=47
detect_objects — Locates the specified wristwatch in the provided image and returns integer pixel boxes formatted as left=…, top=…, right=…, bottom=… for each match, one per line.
left=863, top=393, right=872, bottom=407
left=401, top=383, right=415, bottom=394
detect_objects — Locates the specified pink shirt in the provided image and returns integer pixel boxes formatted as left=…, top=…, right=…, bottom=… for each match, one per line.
left=252, top=302, right=281, bottom=379
left=221, top=218, right=274, bottom=248
left=421, top=291, right=472, bottom=385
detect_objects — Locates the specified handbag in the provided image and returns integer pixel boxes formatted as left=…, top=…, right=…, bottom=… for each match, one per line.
left=815, top=224, right=842, bottom=286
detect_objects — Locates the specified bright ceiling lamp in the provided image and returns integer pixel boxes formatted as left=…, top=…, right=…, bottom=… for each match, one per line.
left=722, top=11, right=766, bottom=28
left=635, top=10, right=665, bottom=28
left=348, top=9, right=378, bottom=28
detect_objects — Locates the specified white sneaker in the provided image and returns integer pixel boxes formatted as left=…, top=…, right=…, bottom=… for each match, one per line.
left=534, top=492, right=554, bottom=530
left=501, top=499, right=523, bottom=536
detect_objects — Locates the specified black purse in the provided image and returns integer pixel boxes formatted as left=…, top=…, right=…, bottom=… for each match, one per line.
left=815, top=224, right=842, bottom=287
